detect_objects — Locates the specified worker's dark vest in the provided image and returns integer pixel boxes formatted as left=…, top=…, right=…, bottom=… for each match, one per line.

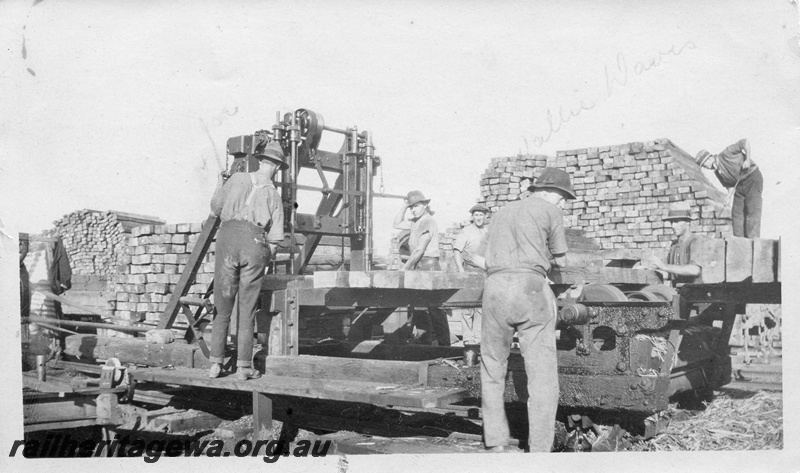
left=667, top=234, right=700, bottom=285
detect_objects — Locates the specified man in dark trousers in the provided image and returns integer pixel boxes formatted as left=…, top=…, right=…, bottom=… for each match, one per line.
left=695, top=139, right=762, bottom=238
left=481, top=167, right=575, bottom=453
left=208, top=141, right=287, bottom=380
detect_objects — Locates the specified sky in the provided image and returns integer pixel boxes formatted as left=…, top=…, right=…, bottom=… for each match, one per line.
left=2, top=0, right=799, bottom=252
left=1, top=1, right=800, bottom=471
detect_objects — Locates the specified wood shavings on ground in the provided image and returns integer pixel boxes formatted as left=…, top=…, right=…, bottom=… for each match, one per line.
left=631, top=389, right=782, bottom=451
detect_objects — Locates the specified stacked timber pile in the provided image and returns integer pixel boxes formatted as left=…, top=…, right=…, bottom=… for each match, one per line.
left=50, top=210, right=126, bottom=275
left=479, top=139, right=731, bottom=250
left=49, top=209, right=165, bottom=276
left=107, top=223, right=353, bottom=335
left=109, top=223, right=209, bottom=332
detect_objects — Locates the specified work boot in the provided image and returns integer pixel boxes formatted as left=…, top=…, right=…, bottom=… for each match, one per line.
left=235, top=367, right=261, bottom=381
left=208, top=363, right=222, bottom=379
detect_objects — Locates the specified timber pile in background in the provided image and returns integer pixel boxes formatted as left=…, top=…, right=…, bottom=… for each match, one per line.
left=479, top=138, right=732, bottom=250
left=50, top=210, right=164, bottom=276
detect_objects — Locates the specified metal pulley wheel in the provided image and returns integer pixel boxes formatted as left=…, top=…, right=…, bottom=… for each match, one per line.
left=295, top=108, right=324, bottom=150
left=640, top=284, right=676, bottom=302
left=580, top=284, right=628, bottom=302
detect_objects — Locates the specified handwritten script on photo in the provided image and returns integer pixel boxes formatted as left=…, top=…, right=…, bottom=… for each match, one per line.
left=530, top=41, right=697, bottom=148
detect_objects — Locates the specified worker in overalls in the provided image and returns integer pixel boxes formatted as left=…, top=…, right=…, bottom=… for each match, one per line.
left=393, top=190, right=451, bottom=346
left=453, top=203, right=490, bottom=345
left=696, top=139, right=763, bottom=238
left=208, top=141, right=287, bottom=380
left=481, top=168, right=574, bottom=452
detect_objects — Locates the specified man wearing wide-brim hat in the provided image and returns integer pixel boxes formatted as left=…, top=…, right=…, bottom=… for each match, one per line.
left=480, top=167, right=575, bottom=453
left=453, top=203, right=491, bottom=346
left=695, top=139, right=762, bottom=238
left=394, top=190, right=441, bottom=271
left=393, top=190, right=451, bottom=346
left=641, top=208, right=702, bottom=284
left=207, top=140, right=287, bottom=381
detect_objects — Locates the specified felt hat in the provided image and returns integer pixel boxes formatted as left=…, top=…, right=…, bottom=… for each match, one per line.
left=529, top=167, right=577, bottom=199
left=255, top=141, right=288, bottom=170
left=469, top=204, right=490, bottom=214
left=662, top=209, right=697, bottom=221
left=695, top=150, right=713, bottom=168
left=405, top=190, right=430, bottom=207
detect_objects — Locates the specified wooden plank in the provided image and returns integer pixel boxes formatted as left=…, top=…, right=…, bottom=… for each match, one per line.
left=296, top=287, right=484, bottom=308
left=564, top=250, right=604, bottom=269
left=253, top=393, right=273, bottom=441
left=255, top=355, right=425, bottom=385
left=601, top=249, right=643, bottom=261
left=677, top=283, right=781, bottom=304
left=549, top=266, right=659, bottom=285
left=752, top=238, right=777, bottom=283
left=403, top=271, right=484, bottom=290
left=130, top=368, right=468, bottom=409
left=312, top=271, right=484, bottom=290
left=372, top=270, right=404, bottom=288
left=549, top=266, right=602, bottom=284
left=63, top=334, right=200, bottom=368
left=692, top=237, right=726, bottom=284
left=312, top=271, right=350, bottom=288
left=348, top=271, right=373, bottom=288
left=403, top=271, right=452, bottom=290
left=725, top=237, right=753, bottom=282
left=109, top=210, right=165, bottom=224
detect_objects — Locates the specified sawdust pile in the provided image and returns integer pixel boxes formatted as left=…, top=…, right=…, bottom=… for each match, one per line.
left=632, top=389, right=782, bottom=451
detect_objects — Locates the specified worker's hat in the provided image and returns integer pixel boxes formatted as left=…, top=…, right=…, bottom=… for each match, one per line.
left=529, top=167, right=577, bottom=199
left=255, top=141, right=289, bottom=170
left=468, top=204, right=490, bottom=215
left=662, top=209, right=696, bottom=221
left=695, top=150, right=714, bottom=168
left=405, top=190, right=431, bottom=207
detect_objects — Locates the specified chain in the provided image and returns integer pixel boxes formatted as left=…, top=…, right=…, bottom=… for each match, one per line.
left=379, top=163, right=385, bottom=194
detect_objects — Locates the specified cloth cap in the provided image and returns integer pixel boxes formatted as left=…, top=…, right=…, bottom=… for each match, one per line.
left=529, top=167, right=577, bottom=199
left=695, top=150, right=713, bottom=168
left=406, top=190, right=430, bottom=207
left=662, top=209, right=696, bottom=221
left=255, top=141, right=288, bottom=170
left=469, top=204, right=490, bottom=215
